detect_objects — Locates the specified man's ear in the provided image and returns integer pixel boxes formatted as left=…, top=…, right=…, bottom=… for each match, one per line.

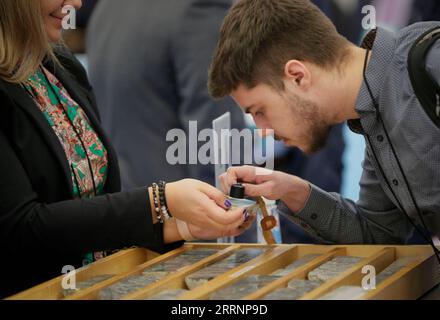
left=284, top=60, right=311, bottom=91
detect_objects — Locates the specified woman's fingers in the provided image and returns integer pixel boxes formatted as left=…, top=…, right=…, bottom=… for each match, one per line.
left=200, top=195, right=245, bottom=225
left=166, top=178, right=263, bottom=239
left=188, top=210, right=257, bottom=240
left=190, top=206, right=242, bottom=233
left=201, top=183, right=230, bottom=209
left=195, top=184, right=248, bottom=225
left=240, top=213, right=256, bottom=231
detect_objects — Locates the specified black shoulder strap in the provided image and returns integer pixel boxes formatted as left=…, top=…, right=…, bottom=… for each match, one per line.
left=408, top=26, right=440, bottom=128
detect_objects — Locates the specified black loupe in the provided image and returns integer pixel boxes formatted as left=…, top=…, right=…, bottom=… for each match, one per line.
left=229, top=183, right=245, bottom=199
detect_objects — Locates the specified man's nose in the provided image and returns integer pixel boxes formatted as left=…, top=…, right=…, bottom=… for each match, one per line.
left=253, top=119, right=273, bottom=138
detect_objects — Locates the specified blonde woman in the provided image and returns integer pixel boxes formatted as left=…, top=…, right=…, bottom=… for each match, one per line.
left=0, top=0, right=252, bottom=298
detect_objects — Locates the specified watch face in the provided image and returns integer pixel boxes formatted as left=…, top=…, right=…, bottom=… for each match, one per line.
left=227, top=197, right=260, bottom=217
left=227, top=197, right=256, bottom=209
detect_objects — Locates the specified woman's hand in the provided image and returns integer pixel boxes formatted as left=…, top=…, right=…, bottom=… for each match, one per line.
left=187, top=213, right=256, bottom=240
left=219, top=165, right=311, bottom=213
left=165, top=179, right=246, bottom=234
left=162, top=213, right=256, bottom=243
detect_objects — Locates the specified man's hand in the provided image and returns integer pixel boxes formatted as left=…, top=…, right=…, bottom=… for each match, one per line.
left=219, top=165, right=311, bottom=213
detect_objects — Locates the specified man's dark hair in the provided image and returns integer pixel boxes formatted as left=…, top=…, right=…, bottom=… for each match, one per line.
left=208, top=0, right=351, bottom=98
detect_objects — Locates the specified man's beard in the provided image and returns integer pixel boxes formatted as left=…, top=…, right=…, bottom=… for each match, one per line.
left=286, top=93, right=332, bottom=155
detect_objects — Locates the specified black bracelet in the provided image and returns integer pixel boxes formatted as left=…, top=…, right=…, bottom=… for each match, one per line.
left=151, top=183, right=163, bottom=224
left=158, top=180, right=172, bottom=219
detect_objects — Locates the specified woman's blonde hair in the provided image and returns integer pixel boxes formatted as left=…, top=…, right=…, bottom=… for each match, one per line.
left=0, top=0, right=58, bottom=83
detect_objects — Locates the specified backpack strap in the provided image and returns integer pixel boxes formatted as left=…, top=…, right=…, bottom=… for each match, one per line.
left=408, top=26, right=440, bottom=128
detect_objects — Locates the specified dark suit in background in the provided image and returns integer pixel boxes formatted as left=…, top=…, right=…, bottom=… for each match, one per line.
left=411, top=0, right=440, bottom=22
left=87, top=0, right=247, bottom=189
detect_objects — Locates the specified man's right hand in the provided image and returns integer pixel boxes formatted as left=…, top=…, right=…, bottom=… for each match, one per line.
left=219, top=165, right=312, bottom=213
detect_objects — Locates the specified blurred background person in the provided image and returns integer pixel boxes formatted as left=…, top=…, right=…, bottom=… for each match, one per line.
left=373, top=0, right=440, bottom=31
left=87, top=0, right=248, bottom=189
left=410, top=0, right=440, bottom=22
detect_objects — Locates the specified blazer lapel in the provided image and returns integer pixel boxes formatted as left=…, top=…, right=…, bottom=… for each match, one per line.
left=0, top=56, right=120, bottom=196
left=1, top=80, right=73, bottom=194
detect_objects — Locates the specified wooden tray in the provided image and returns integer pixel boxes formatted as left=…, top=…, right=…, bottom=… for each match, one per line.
left=7, top=244, right=440, bottom=300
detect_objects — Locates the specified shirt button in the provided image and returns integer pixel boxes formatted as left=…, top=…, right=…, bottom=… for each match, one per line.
left=300, top=222, right=308, bottom=229
left=393, top=179, right=399, bottom=186
left=377, top=135, right=384, bottom=142
left=311, top=213, right=318, bottom=220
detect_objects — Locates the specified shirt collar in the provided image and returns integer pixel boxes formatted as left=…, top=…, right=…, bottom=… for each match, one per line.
left=348, top=27, right=397, bottom=134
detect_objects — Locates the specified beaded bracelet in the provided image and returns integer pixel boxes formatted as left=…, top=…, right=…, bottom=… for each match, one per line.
left=151, top=183, right=163, bottom=224
left=158, top=180, right=172, bottom=219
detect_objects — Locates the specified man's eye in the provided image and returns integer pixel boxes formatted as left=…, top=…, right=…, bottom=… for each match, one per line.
left=255, top=111, right=264, bottom=117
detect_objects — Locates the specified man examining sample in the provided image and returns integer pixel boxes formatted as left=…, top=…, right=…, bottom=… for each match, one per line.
left=209, top=0, right=440, bottom=249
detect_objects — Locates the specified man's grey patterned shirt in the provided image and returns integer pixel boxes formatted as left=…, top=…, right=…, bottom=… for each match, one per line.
left=279, top=22, right=440, bottom=244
